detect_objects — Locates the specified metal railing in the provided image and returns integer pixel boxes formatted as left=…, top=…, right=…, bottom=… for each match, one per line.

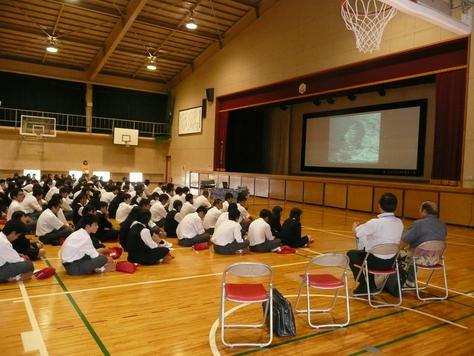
left=0, top=107, right=171, bottom=138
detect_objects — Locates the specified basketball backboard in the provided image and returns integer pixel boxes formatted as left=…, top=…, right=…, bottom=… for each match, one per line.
left=113, top=127, right=139, bottom=146
left=381, top=0, right=472, bottom=34
left=20, top=115, right=56, bottom=137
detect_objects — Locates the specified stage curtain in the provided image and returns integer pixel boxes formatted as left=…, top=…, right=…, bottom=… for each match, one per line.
left=430, top=69, right=466, bottom=186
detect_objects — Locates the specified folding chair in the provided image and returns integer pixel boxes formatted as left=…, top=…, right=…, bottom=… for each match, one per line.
left=295, top=253, right=350, bottom=328
left=220, top=262, right=273, bottom=347
left=404, top=240, right=448, bottom=301
left=353, top=243, right=402, bottom=308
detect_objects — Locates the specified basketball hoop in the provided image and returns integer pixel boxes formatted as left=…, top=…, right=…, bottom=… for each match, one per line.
left=341, top=0, right=397, bottom=53
left=33, top=126, right=45, bottom=140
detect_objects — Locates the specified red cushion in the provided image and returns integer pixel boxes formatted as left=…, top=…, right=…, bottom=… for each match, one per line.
left=107, top=247, right=123, bottom=259
left=416, top=263, right=443, bottom=269
left=116, top=261, right=140, bottom=273
left=34, top=267, right=56, bottom=279
left=299, top=274, right=344, bottom=288
left=225, top=283, right=268, bottom=302
left=277, top=245, right=296, bottom=254
left=192, top=242, right=209, bottom=251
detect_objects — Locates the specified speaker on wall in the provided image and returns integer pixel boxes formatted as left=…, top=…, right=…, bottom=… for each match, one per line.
left=206, top=88, right=214, bottom=102
left=202, top=98, right=207, bottom=118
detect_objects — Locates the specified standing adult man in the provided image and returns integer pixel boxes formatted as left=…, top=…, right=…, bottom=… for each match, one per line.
left=348, top=193, right=403, bottom=294
left=400, top=200, right=447, bottom=287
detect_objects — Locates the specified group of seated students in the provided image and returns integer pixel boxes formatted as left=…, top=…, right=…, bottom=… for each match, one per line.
left=0, top=172, right=314, bottom=283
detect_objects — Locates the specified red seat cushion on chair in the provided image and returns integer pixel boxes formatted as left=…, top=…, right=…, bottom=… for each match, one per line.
left=300, top=274, right=344, bottom=288
left=225, top=283, right=268, bottom=302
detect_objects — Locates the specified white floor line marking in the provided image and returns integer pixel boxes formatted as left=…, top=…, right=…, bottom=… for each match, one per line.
left=18, top=281, right=49, bottom=356
left=209, top=292, right=467, bottom=354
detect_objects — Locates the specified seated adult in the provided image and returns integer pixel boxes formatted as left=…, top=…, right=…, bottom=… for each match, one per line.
left=280, top=208, right=311, bottom=248
left=212, top=209, right=250, bottom=255
left=247, top=209, right=281, bottom=253
left=0, top=220, right=35, bottom=282
left=60, top=215, right=115, bottom=275
left=10, top=211, right=46, bottom=261
left=348, top=193, right=403, bottom=294
left=400, top=200, right=447, bottom=287
left=203, top=199, right=222, bottom=234
left=164, top=200, right=183, bottom=238
left=36, top=199, right=73, bottom=245
left=176, top=206, right=210, bottom=247
left=127, top=209, right=172, bottom=265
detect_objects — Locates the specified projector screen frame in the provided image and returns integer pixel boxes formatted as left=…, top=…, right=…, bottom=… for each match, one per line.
left=301, top=99, right=428, bottom=177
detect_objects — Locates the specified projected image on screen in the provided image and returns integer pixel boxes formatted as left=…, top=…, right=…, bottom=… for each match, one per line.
left=301, top=99, right=427, bottom=176
left=329, top=114, right=380, bottom=164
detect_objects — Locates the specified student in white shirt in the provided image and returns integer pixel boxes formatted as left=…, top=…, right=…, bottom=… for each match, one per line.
left=150, top=194, right=169, bottom=227
left=115, top=194, right=135, bottom=224
left=21, top=186, right=44, bottom=219
left=176, top=206, right=210, bottom=247
left=193, top=190, right=212, bottom=209
left=212, top=209, right=249, bottom=255
left=0, top=220, right=34, bottom=282
left=180, top=193, right=196, bottom=218
left=60, top=215, right=115, bottom=275
left=221, top=193, right=234, bottom=212
left=247, top=209, right=281, bottom=253
left=37, top=199, right=74, bottom=245
left=203, top=199, right=223, bottom=234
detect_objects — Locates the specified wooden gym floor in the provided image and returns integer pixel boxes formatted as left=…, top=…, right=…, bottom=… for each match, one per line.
left=1, top=197, right=473, bottom=356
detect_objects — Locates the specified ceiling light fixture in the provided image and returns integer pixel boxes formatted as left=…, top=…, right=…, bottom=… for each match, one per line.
left=146, top=57, right=157, bottom=70
left=46, top=38, right=58, bottom=53
left=186, top=12, right=197, bottom=29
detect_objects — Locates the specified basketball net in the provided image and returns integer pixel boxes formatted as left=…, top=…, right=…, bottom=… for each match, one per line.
left=341, top=0, right=397, bottom=53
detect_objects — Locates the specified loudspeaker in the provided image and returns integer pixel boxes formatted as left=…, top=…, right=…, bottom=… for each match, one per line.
left=206, top=88, right=214, bottom=102
left=202, top=98, right=207, bottom=118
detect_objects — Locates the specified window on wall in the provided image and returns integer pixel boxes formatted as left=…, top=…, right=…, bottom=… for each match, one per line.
left=93, top=171, right=110, bottom=181
left=24, top=170, right=41, bottom=179
left=130, top=172, right=143, bottom=183
left=69, top=171, right=82, bottom=180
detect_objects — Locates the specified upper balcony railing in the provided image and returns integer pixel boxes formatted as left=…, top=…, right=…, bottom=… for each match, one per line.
left=0, top=107, right=171, bottom=138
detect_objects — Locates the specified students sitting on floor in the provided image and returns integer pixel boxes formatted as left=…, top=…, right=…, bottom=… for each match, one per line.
left=269, top=206, right=283, bottom=238
left=127, top=209, right=172, bottom=265
left=95, top=202, right=120, bottom=242
left=203, top=199, right=222, bottom=234
left=0, top=220, right=35, bottom=283
left=212, top=209, right=250, bottom=255
left=115, top=193, right=134, bottom=225
left=21, top=186, right=44, bottom=220
left=193, top=190, right=212, bottom=209
left=74, top=205, right=109, bottom=255
left=10, top=211, right=46, bottom=260
left=280, top=207, right=312, bottom=248
left=60, top=215, right=115, bottom=276
left=150, top=194, right=169, bottom=227
left=119, top=206, right=142, bottom=251
left=36, top=199, right=73, bottom=245
left=180, top=193, right=196, bottom=218
left=236, top=192, right=253, bottom=233
left=176, top=206, right=210, bottom=247
left=7, top=188, right=37, bottom=234
left=221, top=193, right=233, bottom=212
left=247, top=209, right=281, bottom=253
left=71, top=192, right=88, bottom=227
left=215, top=203, right=239, bottom=231
left=164, top=200, right=183, bottom=238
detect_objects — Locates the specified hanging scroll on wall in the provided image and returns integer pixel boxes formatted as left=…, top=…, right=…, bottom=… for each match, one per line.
left=178, top=106, right=202, bottom=135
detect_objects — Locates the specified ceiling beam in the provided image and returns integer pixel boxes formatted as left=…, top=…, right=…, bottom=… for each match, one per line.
left=88, top=0, right=148, bottom=81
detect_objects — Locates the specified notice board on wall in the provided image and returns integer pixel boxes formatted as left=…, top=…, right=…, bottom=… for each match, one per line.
left=178, top=106, right=202, bottom=135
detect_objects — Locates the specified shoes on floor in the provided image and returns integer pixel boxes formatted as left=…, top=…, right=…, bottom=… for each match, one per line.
left=159, top=239, right=173, bottom=248
left=403, top=280, right=415, bottom=288
left=353, top=285, right=378, bottom=295
left=94, top=262, right=116, bottom=273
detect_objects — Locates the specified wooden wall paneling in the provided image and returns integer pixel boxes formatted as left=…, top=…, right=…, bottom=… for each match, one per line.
left=303, top=181, right=324, bottom=205
left=286, top=180, right=303, bottom=202
left=242, top=177, right=255, bottom=196
left=347, top=185, right=373, bottom=212
left=373, top=188, right=404, bottom=217
left=255, top=177, right=269, bottom=197
left=404, top=190, right=439, bottom=219
left=269, top=179, right=285, bottom=200
left=439, top=192, right=474, bottom=226
left=229, top=175, right=242, bottom=189
left=324, top=183, right=347, bottom=209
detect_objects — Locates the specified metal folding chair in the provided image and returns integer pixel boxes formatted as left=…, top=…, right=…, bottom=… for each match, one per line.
left=220, top=262, right=273, bottom=347
left=353, top=243, right=402, bottom=308
left=404, top=240, right=448, bottom=301
left=295, top=253, right=350, bottom=328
